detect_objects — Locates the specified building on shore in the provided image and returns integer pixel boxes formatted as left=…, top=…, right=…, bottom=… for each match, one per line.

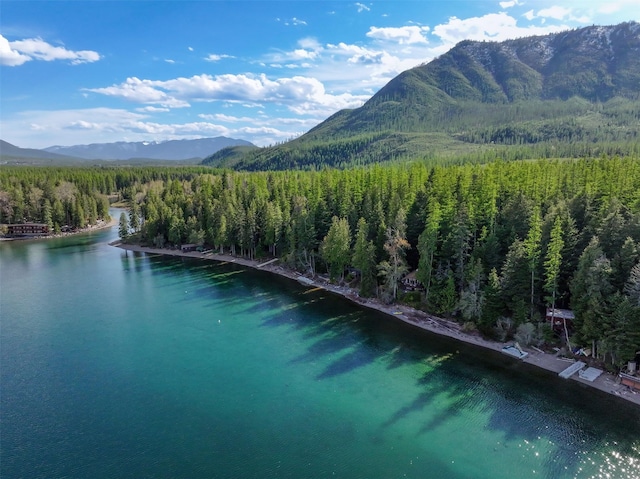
left=546, top=308, right=575, bottom=333
left=5, top=223, right=50, bottom=237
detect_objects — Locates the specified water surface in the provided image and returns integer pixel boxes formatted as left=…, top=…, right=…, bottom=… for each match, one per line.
left=1, top=223, right=639, bottom=479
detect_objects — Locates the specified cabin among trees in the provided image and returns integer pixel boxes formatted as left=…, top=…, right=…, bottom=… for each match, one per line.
left=546, top=308, right=575, bottom=333
left=402, top=271, right=424, bottom=291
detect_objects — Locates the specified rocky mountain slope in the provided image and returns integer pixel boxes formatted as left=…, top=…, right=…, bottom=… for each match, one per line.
left=206, top=22, right=640, bottom=170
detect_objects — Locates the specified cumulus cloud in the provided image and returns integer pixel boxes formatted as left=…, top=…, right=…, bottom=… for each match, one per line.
left=366, top=25, right=430, bottom=44
left=87, top=73, right=368, bottom=116
left=432, top=12, right=572, bottom=45
left=0, top=35, right=31, bottom=66
left=0, top=34, right=100, bottom=66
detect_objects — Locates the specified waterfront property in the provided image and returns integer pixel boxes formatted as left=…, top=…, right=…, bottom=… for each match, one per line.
left=620, top=362, right=640, bottom=391
left=401, top=270, right=423, bottom=291
left=546, top=308, right=575, bottom=333
left=5, top=223, right=50, bottom=237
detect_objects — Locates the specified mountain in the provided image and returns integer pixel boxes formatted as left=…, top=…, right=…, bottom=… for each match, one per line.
left=0, top=140, right=86, bottom=163
left=216, top=22, right=640, bottom=171
left=43, top=137, right=255, bottom=161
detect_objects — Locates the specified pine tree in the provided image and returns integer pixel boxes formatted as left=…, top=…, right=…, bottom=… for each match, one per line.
left=352, top=218, right=377, bottom=296
left=544, top=216, right=565, bottom=343
left=624, top=262, right=640, bottom=307
left=377, top=209, right=409, bottom=303
left=320, top=216, right=351, bottom=283
left=523, top=206, right=542, bottom=321
left=118, top=212, right=129, bottom=240
left=417, top=200, right=441, bottom=306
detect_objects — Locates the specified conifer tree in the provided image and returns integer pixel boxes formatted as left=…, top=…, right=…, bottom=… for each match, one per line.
left=320, top=216, right=351, bottom=283
left=352, top=218, right=377, bottom=296
left=118, top=212, right=129, bottom=240
left=544, top=216, right=566, bottom=344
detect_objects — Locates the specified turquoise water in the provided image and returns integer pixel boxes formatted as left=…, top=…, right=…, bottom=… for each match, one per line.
left=1, top=222, right=639, bottom=479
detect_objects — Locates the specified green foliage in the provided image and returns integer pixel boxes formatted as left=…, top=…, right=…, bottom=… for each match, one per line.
left=118, top=212, right=129, bottom=240
left=203, top=23, right=640, bottom=172
left=6, top=154, right=640, bottom=365
left=320, top=216, right=351, bottom=283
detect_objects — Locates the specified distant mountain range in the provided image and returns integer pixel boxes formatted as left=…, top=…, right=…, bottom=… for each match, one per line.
left=205, top=21, right=640, bottom=170
left=1, top=137, right=255, bottom=163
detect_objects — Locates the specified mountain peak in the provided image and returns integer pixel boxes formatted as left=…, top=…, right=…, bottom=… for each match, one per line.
left=221, top=22, right=640, bottom=171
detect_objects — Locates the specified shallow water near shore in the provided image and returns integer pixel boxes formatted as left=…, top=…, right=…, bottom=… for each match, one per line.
left=2, top=223, right=639, bottom=479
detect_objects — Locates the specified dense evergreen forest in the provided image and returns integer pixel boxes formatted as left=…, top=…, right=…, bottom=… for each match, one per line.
left=0, top=166, right=211, bottom=232
left=130, top=157, right=639, bottom=368
left=2, top=158, right=640, bottom=368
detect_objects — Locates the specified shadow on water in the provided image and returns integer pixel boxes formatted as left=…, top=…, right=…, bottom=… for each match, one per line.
left=136, top=252, right=640, bottom=479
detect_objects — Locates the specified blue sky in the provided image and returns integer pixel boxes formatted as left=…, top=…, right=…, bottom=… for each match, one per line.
left=1, top=0, right=639, bottom=149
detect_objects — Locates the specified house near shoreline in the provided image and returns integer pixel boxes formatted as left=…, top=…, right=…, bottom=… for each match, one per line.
left=401, top=270, right=424, bottom=291
left=546, top=308, right=575, bottom=332
left=5, top=223, right=50, bottom=237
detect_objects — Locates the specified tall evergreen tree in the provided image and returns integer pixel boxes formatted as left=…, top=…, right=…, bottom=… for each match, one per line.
left=320, top=216, right=352, bottom=283
left=352, top=218, right=377, bottom=296
left=544, top=216, right=565, bottom=341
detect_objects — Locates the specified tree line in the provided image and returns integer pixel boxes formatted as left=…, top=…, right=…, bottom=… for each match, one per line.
left=2, top=159, right=639, bottom=367
left=114, top=157, right=640, bottom=368
left=0, top=166, right=211, bottom=232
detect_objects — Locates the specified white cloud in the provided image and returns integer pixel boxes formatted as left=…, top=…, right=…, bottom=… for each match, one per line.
left=432, top=13, right=572, bottom=46
left=205, top=53, right=234, bottom=62
left=536, top=6, right=573, bottom=20
left=499, top=0, right=522, bottom=8
left=0, top=34, right=100, bottom=66
left=522, top=5, right=592, bottom=24
left=0, top=35, right=31, bottom=66
left=355, top=3, right=370, bottom=13
left=88, top=77, right=191, bottom=108
left=137, top=106, right=170, bottom=113
left=7, top=106, right=310, bottom=147
left=366, top=26, right=430, bottom=44
left=88, top=73, right=368, bottom=116
left=165, top=59, right=175, bottom=64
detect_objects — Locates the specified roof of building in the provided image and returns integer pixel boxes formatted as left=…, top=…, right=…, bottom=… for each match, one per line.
left=546, top=308, right=575, bottom=320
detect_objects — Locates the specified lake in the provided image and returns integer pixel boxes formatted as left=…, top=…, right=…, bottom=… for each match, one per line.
left=1, top=219, right=639, bottom=479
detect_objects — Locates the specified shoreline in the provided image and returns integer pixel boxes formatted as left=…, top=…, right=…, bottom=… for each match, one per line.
left=0, top=217, right=118, bottom=241
left=112, top=241, right=640, bottom=407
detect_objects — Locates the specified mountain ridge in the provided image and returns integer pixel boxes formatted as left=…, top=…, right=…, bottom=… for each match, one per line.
left=208, top=22, right=640, bottom=170
left=43, top=137, right=255, bottom=161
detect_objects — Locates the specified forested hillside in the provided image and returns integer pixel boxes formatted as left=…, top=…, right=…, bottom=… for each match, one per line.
left=0, top=167, right=210, bottom=232
left=203, top=22, right=640, bottom=170
left=3, top=158, right=640, bottom=366
left=111, top=158, right=640, bottom=368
